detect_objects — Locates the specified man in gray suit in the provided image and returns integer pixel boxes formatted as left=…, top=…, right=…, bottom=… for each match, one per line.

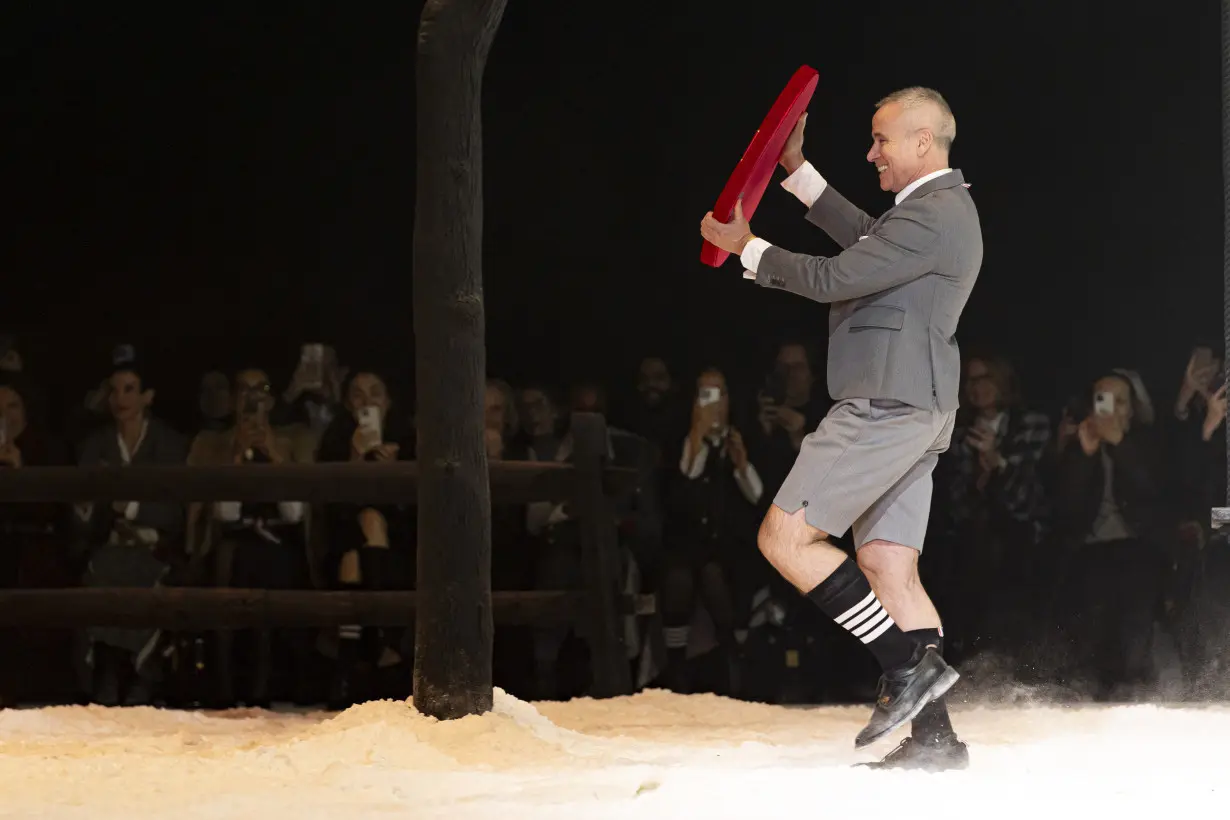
left=701, top=87, right=982, bottom=770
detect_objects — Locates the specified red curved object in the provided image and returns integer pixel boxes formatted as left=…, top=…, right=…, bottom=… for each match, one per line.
left=700, top=65, right=819, bottom=267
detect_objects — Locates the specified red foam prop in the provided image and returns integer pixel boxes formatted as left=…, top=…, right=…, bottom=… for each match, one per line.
left=700, top=65, right=819, bottom=267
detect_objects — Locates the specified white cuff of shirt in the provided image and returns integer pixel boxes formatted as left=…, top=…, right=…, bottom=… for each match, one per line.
left=781, top=161, right=828, bottom=208
left=277, top=501, right=305, bottom=523
left=740, top=238, right=773, bottom=277
left=124, top=501, right=140, bottom=521
left=214, top=501, right=242, bottom=522
left=733, top=463, right=764, bottom=506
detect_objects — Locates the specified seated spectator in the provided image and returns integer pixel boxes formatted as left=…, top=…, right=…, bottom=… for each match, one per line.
left=938, top=354, right=1050, bottom=658
left=187, top=368, right=315, bottom=706
left=0, top=376, right=72, bottom=705
left=525, top=386, right=659, bottom=699
left=74, top=349, right=188, bottom=706
left=316, top=368, right=414, bottom=707
left=1167, top=347, right=1226, bottom=681
left=658, top=368, right=763, bottom=694
left=1051, top=369, right=1170, bottom=697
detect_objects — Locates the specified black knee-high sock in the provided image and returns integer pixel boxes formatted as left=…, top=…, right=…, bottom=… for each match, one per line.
left=908, top=628, right=955, bottom=743
left=806, top=558, right=918, bottom=672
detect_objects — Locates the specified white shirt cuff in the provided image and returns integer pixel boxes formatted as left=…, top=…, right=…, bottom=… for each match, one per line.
left=124, top=501, right=140, bottom=521
left=740, top=237, right=772, bottom=277
left=781, top=161, right=827, bottom=208
left=733, top=463, right=764, bottom=505
left=680, top=436, right=708, bottom=478
left=277, top=501, right=305, bottom=523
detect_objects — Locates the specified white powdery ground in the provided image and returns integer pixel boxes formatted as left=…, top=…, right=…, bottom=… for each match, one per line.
left=0, top=690, right=1223, bottom=819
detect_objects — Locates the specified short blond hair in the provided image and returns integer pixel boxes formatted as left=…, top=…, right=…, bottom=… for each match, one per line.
left=876, top=87, right=956, bottom=150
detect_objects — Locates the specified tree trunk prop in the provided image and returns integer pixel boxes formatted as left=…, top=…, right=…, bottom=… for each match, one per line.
left=412, top=0, right=508, bottom=720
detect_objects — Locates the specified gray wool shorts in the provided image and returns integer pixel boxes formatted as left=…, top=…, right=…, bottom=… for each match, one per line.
left=772, top=398, right=955, bottom=551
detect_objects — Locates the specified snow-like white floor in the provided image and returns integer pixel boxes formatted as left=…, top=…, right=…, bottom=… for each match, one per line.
left=0, top=689, right=1223, bottom=819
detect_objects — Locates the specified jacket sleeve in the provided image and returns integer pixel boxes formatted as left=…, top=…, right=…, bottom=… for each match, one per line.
left=755, top=197, right=943, bottom=303
left=803, top=186, right=878, bottom=250
left=985, top=414, right=1051, bottom=520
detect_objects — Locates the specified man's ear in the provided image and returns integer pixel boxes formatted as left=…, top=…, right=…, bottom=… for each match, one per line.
left=916, top=129, right=934, bottom=156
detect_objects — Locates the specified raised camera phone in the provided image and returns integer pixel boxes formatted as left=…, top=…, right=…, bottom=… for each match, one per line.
left=697, top=386, right=721, bottom=407
left=357, top=405, right=383, bottom=446
left=1094, top=391, right=1115, bottom=417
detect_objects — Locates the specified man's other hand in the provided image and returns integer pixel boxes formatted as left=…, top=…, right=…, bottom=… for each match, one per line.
left=779, top=112, right=807, bottom=174
left=700, top=199, right=755, bottom=255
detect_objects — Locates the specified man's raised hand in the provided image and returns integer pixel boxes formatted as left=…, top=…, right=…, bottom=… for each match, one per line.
left=700, top=199, right=755, bottom=255
left=779, top=112, right=807, bottom=174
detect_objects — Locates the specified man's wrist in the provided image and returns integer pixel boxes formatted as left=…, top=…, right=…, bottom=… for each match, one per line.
left=735, top=233, right=756, bottom=254
left=781, top=154, right=805, bottom=175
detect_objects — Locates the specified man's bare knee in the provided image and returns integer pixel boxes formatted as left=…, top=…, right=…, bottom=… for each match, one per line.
left=757, top=505, right=828, bottom=563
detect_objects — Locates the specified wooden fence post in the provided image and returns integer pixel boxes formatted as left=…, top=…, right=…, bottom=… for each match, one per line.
left=570, top=412, right=632, bottom=697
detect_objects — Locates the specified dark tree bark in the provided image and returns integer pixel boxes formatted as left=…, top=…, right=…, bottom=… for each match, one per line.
left=412, top=0, right=507, bottom=720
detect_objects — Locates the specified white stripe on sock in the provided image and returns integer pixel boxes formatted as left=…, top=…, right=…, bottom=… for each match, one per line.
left=861, top=615, right=896, bottom=644
left=844, top=600, right=883, bottom=631
left=850, top=608, right=890, bottom=637
left=663, top=626, right=690, bottom=649
left=834, top=591, right=877, bottom=625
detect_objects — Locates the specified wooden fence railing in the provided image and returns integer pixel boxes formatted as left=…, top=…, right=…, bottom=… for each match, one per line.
left=0, top=411, right=638, bottom=698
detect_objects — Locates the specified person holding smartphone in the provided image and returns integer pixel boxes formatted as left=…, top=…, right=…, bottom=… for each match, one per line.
left=1052, top=369, right=1169, bottom=697
left=197, top=368, right=311, bottom=707
left=657, top=368, right=763, bottom=694
left=316, top=369, right=414, bottom=707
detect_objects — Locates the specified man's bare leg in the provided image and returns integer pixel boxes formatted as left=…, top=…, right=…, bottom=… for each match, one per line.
left=855, top=539, right=966, bottom=769
left=758, top=505, right=958, bottom=749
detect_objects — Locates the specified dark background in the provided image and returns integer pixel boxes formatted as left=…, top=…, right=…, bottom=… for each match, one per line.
left=3, top=1, right=1221, bottom=419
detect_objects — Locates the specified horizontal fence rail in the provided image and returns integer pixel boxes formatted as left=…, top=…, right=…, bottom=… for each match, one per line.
left=0, top=589, right=584, bottom=629
left=0, top=461, right=638, bottom=505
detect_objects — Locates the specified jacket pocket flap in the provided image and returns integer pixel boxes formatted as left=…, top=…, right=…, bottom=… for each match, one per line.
left=849, top=305, right=905, bottom=330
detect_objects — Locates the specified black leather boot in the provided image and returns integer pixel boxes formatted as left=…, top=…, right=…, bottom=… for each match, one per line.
left=854, top=645, right=959, bottom=749
left=858, top=735, right=970, bottom=771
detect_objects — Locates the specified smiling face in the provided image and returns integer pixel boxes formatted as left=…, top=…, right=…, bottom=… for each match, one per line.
left=867, top=101, right=927, bottom=193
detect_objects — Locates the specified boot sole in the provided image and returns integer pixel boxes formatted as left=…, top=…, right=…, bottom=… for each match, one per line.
left=854, top=665, right=960, bottom=750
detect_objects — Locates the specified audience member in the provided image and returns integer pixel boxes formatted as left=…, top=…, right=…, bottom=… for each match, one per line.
left=1051, top=369, right=1171, bottom=697
left=74, top=350, right=188, bottom=706
left=658, top=368, right=763, bottom=694
left=316, top=368, right=415, bottom=707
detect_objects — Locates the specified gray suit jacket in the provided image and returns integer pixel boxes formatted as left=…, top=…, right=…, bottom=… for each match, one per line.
left=755, top=170, right=982, bottom=413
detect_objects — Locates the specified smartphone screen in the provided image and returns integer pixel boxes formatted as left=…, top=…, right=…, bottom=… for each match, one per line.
left=1094, top=391, right=1115, bottom=416
left=697, top=386, right=721, bottom=407
left=357, top=406, right=382, bottom=447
